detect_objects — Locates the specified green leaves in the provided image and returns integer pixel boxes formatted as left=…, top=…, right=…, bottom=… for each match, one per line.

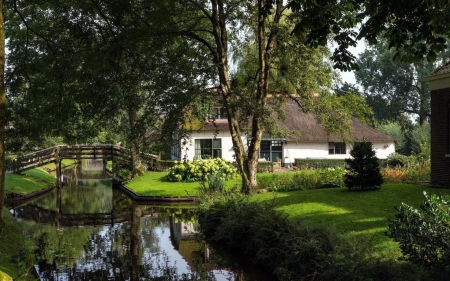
left=388, top=191, right=450, bottom=274
left=288, top=0, right=450, bottom=70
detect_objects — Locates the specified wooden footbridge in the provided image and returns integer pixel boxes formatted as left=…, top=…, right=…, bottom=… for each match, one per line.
left=6, top=144, right=159, bottom=187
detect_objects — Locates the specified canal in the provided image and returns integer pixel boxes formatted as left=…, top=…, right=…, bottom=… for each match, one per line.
left=10, top=160, right=269, bottom=280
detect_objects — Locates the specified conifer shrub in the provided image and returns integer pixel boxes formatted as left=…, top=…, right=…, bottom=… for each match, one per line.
left=344, top=142, right=383, bottom=190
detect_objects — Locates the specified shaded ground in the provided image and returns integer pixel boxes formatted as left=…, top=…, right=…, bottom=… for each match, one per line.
left=253, top=183, right=444, bottom=258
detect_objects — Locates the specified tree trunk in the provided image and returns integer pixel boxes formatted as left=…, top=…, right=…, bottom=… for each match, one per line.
left=208, top=0, right=282, bottom=193
left=129, top=106, right=140, bottom=178
left=0, top=2, right=6, bottom=222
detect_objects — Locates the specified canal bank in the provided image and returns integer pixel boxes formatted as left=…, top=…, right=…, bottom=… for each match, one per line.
left=2, top=159, right=270, bottom=280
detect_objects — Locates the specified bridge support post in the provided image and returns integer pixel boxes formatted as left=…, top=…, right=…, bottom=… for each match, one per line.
left=55, top=147, right=62, bottom=188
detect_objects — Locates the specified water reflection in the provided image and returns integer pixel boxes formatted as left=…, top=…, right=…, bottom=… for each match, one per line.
left=11, top=160, right=267, bottom=281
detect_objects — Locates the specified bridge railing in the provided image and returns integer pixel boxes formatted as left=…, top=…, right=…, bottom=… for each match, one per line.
left=6, top=144, right=159, bottom=173
left=6, top=146, right=59, bottom=173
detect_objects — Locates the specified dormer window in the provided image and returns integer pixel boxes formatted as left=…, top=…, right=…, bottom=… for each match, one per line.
left=213, top=107, right=228, bottom=120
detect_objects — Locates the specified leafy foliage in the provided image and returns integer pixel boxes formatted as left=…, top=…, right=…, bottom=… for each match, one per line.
left=377, top=122, right=408, bottom=154
left=197, top=192, right=417, bottom=280
left=166, top=158, right=238, bottom=182
left=388, top=192, right=450, bottom=275
left=199, top=169, right=227, bottom=193
left=354, top=38, right=440, bottom=125
left=344, top=142, right=383, bottom=190
left=257, top=167, right=344, bottom=192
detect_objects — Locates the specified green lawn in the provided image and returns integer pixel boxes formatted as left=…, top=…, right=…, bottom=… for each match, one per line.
left=40, top=159, right=76, bottom=170
left=5, top=168, right=56, bottom=195
left=126, top=171, right=242, bottom=196
left=254, top=183, right=447, bottom=258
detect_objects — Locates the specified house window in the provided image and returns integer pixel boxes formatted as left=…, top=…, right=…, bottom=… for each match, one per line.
left=260, top=140, right=283, bottom=161
left=171, top=132, right=180, bottom=158
left=329, top=142, right=346, bottom=155
left=195, top=139, right=222, bottom=159
left=213, top=107, right=228, bottom=120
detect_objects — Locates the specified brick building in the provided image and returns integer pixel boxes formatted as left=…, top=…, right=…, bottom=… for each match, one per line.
left=424, top=62, right=450, bottom=186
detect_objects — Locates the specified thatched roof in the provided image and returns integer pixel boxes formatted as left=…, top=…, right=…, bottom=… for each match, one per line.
left=198, top=101, right=395, bottom=143
left=278, top=101, right=395, bottom=142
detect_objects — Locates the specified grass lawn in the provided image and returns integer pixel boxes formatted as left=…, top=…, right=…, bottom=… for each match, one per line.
left=254, top=183, right=448, bottom=258
left=40, top=159, right=76, bottom=170
left=126, top=171, right=242, bottom=196
left=5, top=167, right=56, bottom=195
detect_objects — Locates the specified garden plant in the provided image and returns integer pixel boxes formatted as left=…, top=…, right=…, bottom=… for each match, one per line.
left=344, top=142, right=383, bottom=190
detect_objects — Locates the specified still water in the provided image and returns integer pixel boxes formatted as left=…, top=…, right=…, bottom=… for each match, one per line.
left=11, top=160, right=268, bottom=281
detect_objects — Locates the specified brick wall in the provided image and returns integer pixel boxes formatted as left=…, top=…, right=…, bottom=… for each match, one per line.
left=431, top=88, right=450, bottom=186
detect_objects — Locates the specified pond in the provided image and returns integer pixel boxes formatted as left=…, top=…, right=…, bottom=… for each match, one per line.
left=10, top=160, right=269, bottom=281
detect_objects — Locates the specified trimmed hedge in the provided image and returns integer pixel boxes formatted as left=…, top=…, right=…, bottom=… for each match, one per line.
left=156, top=160, right=177, bottom=171
left=294, top=158, right=389, bottom=170
left=257, top=162, right=274, bottom=173
left=294, top=159, right=345, bottom=169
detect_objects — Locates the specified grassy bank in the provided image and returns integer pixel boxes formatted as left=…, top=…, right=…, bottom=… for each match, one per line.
left=126, top=171, right=242, bottom=196
left=5, top=168, right=56, bottom=196
left=5, top=160, right=76, bottom=196
left=254, top=183, right=445, bottom=258
left=0, top=209, right=32, bottom=280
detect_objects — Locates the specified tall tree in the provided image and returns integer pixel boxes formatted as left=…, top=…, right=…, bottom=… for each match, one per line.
left=0, top=0, right=6, bottom=222
left=170, top=1, right=350, bottom=192
left=5, top=0, right=212, bottom=176
left=355, top=38, right=450, bottom=125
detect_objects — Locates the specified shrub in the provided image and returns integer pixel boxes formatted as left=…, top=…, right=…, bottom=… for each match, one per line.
left=199, top=169, right=226, bottom=193
left=386, top=153, right=410, bottom=167
left=344, top=142, right=383, bottom=191
left=257, top=162, right=274, bottom=173
left=381, top=167, right=407, bottom=183
left=197, top=193, right=417, bottom=281
left=166, top=158, right=238, bottom=182
left=380, top=159, right=430, bottom=183
left=116, top=168, right=133, bottom=183
left=257, top=167, right=345, bottom=192
left=156, top=160, right=177, bottom=171
left=404, top=160, right=430, bottom=182
left=388, top=192, right=450, bottom=275
left=317, top=166, right=345, bottom=187
left=294, top=159, right=345, bottom=170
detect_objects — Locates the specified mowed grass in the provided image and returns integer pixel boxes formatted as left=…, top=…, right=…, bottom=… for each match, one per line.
left=39, top=159, right=76, bottom=170
left=5, top=167, right=56, bottom=195
left=254, top=183, right=447, bottom=258
left=126, top=171, right=242, bottom=196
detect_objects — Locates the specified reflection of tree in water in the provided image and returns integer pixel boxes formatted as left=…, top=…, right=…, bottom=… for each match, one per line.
left=25, top=181, right=114, bottom=215
left=30, top=205, right=223, bottom=280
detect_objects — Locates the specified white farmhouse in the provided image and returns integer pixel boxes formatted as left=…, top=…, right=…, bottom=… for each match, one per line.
left=172, top=100, right=396, bottom=165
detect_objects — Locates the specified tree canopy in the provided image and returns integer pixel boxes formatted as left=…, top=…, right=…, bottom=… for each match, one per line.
left=0, top=0, right=450, bottom=211
left=355, top=38, right=450, bottom=125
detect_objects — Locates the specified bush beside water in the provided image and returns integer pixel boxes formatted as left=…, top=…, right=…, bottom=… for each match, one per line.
left=197, top=192, right=423, bottom=281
